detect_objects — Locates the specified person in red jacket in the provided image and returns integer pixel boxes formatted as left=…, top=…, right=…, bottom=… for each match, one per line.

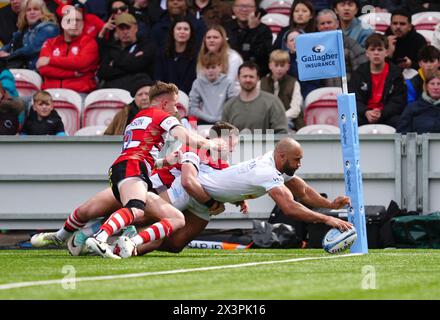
left=36, top=5, right=99, bottom=94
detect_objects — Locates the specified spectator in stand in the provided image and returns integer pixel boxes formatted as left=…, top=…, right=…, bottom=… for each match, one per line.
left=284, top=28, right=320, bottom=100
left=20, top=90, right=65, bottom=135
left=0, top=60, right=19, bottom=97
left=36, top=5, right=99, bottom=95
left=130, top=0, right=164, bottom=29
left=223, top=0, right=272, bottom=76
left=406, top=45, right=440, bottom=104
left=0, top=82, right=25, bottom=135
left=189, top=52, right=237, bottom=125
left=104, top=77, right=153, bottom=135
left=97, top=13, right=155, bottom=90
left=151, top=0, right=206, bottom=50
left=316, top=8, right=367, bottom=87
left=99, top=0, right=148, bottom=40
left=48, top=1, right=105, bottom=38
left=0, top=0, right=22, bottom=46
left=197, top=24, right=243, bottom=86
left=261, top=50, right=304, bottom=132
left=333, top=0, right=373, bottom=48
left=349, top=33, right=406, bottom=128
left=273, top=0, right=316, bottom=50
left=0, top=0, right=59, bottom=70
left=187, top=0, right=232, bottom=26
left=385, top=9, right=427, bottom=71
left=398, top=70, right=440, bottom=134
left=222, top=61, right=288, bottom=134
left=154, top=16, right=198, bottom=94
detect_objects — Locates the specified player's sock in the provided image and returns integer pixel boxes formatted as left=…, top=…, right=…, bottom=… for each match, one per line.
left=95, top=208, right=134, bottom=242
left=56, top=209, right=86, bottom=241
left=131, top=219, right=173, bottom=245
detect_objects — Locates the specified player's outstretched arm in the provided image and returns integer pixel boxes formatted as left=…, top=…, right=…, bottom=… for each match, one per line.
left=170, top=125, right=223, bottom=152
left=181, top=163, right=224, bottom=215
left=268, top=185, right=352, bottom=231
left=284, top=177, right=350, bottom=209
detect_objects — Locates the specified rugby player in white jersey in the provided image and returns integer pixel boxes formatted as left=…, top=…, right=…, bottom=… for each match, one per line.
left=115, top=137, right=352, bottom=257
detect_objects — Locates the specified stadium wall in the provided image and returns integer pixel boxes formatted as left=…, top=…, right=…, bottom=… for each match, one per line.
left=1, top=133, right=439, bottom=230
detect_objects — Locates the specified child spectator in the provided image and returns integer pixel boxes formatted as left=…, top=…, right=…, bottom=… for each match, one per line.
left=406, top=45, right=440, bottom=104
left=349, top=33, right=406, bottom=128
left=188, top=52, right=237, bottom=125
left=260, top=49, right=304, bottom=131
left=20, top=90, right=65, bottom=135
left=0, top=82, right=24, bottom=135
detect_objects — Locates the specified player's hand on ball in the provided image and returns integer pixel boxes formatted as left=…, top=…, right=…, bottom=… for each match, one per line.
left=326, top=217, right=353, bottom=232
left=234, top=200, right=249, bottom=214
left=331, top=196, right=351, bottom=209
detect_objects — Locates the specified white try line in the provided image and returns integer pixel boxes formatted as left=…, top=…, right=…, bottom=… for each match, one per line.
left=0, top=253, right=363, bottom=291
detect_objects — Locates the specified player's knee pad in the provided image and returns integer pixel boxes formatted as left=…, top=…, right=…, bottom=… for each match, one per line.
left=125, top=199, right=146, bottom=211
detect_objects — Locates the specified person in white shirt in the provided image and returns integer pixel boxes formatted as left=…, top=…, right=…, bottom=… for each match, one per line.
left=118, top=137, right=353, bottom=257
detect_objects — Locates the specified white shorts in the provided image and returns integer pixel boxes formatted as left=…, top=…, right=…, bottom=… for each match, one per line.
left=167, top=177, right=211, bottom=221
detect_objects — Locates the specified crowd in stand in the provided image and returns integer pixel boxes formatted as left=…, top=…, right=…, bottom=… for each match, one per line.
left=0, top=0, right=439, bottom=136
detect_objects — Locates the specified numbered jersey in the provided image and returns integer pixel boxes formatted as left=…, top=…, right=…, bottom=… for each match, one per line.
left=113, top=108, right=181, bottom=171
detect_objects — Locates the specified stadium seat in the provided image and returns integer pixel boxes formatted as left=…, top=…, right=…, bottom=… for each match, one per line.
left=9, top=69, right=42, bottom=97
left=417, top=29, right=434, bottom=44
left=358, top=12, right=391, bottom=33
left=358, top=124, right=396, bottom=134
left=259, top=0, right=293, bottom=15
left=296, top=124, right=340, bottom=134
left=261, top=13, right=289, bottom=43
left=412, top=11, right=440, bottom=31
left=74, top=125, right=108, bottom=136
left=83, top=88, right=132, bottom=128
left=177, top=90, right=189, bottom=118
left=197, top=124, right=213, bottom=138
left=45, top=88, right=82, bottom=136
left=304, top=87, right=342, bottom=126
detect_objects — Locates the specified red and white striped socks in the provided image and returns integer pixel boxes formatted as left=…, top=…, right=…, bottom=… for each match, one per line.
left=95, top=208, right=135, bottom=242
left=131, top=219, right=173, bottom=246
left=56, top=209, right=86, bottom=241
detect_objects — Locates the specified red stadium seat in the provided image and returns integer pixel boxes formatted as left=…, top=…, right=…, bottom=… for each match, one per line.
left=412, top=11, right=440, bottom=31
left=10, top=69, right=42, bottom=97
left=259, top=0, right=293, bottom=16
left=45, top=88, right=82, bottom=136
left=304, top=87, right=341, bottom=126
left=82, top=89, right=132, bottom=128
left=358, top=12, right=391, bottom=33
left=261, top=13, right=289, bottom=43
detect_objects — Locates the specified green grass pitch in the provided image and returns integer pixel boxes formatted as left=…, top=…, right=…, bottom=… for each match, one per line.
left=0, top=249, right=439, bottom=300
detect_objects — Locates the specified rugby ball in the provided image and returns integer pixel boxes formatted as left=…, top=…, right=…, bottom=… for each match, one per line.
left=322, top=227, right=357, bottom=254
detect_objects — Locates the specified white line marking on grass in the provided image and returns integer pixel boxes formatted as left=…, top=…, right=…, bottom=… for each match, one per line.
left=0, top=253, right=363, bottom=291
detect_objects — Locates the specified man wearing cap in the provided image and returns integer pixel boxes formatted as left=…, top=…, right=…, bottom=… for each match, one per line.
left=97, top=13, right=156, bottom=91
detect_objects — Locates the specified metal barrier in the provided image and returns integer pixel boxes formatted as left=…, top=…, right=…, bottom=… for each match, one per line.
left=1, top=134, right=439, bottom=230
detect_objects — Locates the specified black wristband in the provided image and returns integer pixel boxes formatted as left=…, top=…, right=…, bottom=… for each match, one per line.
left=204, top=198, right=216, bottom=208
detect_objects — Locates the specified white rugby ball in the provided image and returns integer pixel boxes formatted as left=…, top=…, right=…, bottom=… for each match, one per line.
left=322, top=227, right=357, bottom=254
